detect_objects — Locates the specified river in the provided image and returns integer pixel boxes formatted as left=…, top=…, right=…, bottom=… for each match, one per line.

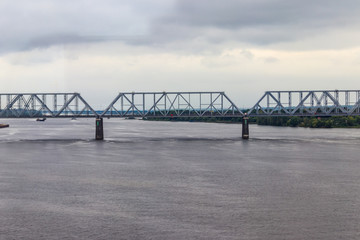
left=1, top=119, right=360, bottom=240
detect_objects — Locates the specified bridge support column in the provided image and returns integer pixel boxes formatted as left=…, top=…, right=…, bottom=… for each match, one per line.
left=242, top=115, right=249, bottom=139
left=95, top=118, right=104, bottom=140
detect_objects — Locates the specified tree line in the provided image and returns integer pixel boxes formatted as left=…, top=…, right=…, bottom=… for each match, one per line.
left=256, top=116, right=360, bottom=128
left=145, top=115, right=360, bottom=128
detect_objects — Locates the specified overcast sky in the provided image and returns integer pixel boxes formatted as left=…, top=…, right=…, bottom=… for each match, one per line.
left=1, top=0, right=360, bottom=107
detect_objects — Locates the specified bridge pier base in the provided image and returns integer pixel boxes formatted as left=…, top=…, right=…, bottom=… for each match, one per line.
left=95, top=118, right=104, bottom=140
left=242, top=115, right=249, bottom=139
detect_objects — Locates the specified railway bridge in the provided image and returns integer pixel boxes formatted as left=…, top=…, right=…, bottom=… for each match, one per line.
left=0, top=90, right=359, bottom=140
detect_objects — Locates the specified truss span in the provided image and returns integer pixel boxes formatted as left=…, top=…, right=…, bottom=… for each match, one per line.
left=0, top=93, right=98, bottom=118
left=248, top=90, right=360, bottom=117
left=101, top=92, right=244, bottom=118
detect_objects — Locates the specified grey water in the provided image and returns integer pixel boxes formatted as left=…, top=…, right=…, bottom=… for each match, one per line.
left=1, top=119, right=360, bottom=240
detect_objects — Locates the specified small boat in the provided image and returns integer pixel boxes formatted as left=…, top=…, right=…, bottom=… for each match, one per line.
left=0, top=124, right=9, bottom=128
left=36, top=118, right=46, bottom=122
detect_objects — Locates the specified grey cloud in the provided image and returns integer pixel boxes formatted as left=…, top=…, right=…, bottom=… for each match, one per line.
left=167, top=0, right=359, bottom=29
left=24, top=34, right=141, bottom=50
left=1, top=0, right=360, bottom=54
left=148, top=0, right=360, bottom=47
left=241, top=50, right=254, bottom=60
left=0, top=0, right=172, bottom=54
left=25, top=34, right=96, bottom=50
left=264, top=57, right=279, bottom=63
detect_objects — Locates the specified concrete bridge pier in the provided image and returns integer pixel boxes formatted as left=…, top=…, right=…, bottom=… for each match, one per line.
left=242, top=114, right=249, bottom=139
left=95, top=118, right=104, bottom=140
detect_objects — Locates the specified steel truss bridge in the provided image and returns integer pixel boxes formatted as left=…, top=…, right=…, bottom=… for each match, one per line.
left=0, top=90, right=359, bottom=139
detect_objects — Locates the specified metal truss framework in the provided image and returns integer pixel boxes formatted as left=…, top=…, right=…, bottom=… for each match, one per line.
left=101, top=92, right=244, bottom=118
left=0, top=93, right=98, bottom=118
left=248, top=90, right=360, bottom=117
left=1, top=90, right=360, bottom=119
left=0, top=92, right=243, bottom=118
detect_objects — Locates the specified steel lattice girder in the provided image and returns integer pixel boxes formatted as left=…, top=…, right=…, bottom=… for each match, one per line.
left=100, top=92, right=244, bottom=118
left=1, top=90, right=360, bottom=119
left=247, top=90, right=360, bottom=116
left=0, top=93, right=98, bottom=118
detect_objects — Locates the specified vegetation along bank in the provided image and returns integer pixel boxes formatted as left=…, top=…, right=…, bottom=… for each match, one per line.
left=145, top=116, right=360, bottom=128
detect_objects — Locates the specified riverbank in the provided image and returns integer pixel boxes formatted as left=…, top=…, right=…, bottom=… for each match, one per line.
left=257, top=116, right=360, bottom=128
left=144, top=116, right=360, bottom=128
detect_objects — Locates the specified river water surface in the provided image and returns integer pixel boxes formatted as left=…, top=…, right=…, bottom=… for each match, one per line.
left=1, top=119, right=360, bottom=240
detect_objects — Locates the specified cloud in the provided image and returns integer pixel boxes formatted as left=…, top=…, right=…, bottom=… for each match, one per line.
left=1, top=0, right=360, bottom=54
left=149, top=0, right=360, bottom=48
left=264, top=57, right=279, bottom=63
left=241, top=50, right=254, bottom=60
left=166, top=0, right=360, bottom=29
left=0, top=0, right=173, bottom=53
